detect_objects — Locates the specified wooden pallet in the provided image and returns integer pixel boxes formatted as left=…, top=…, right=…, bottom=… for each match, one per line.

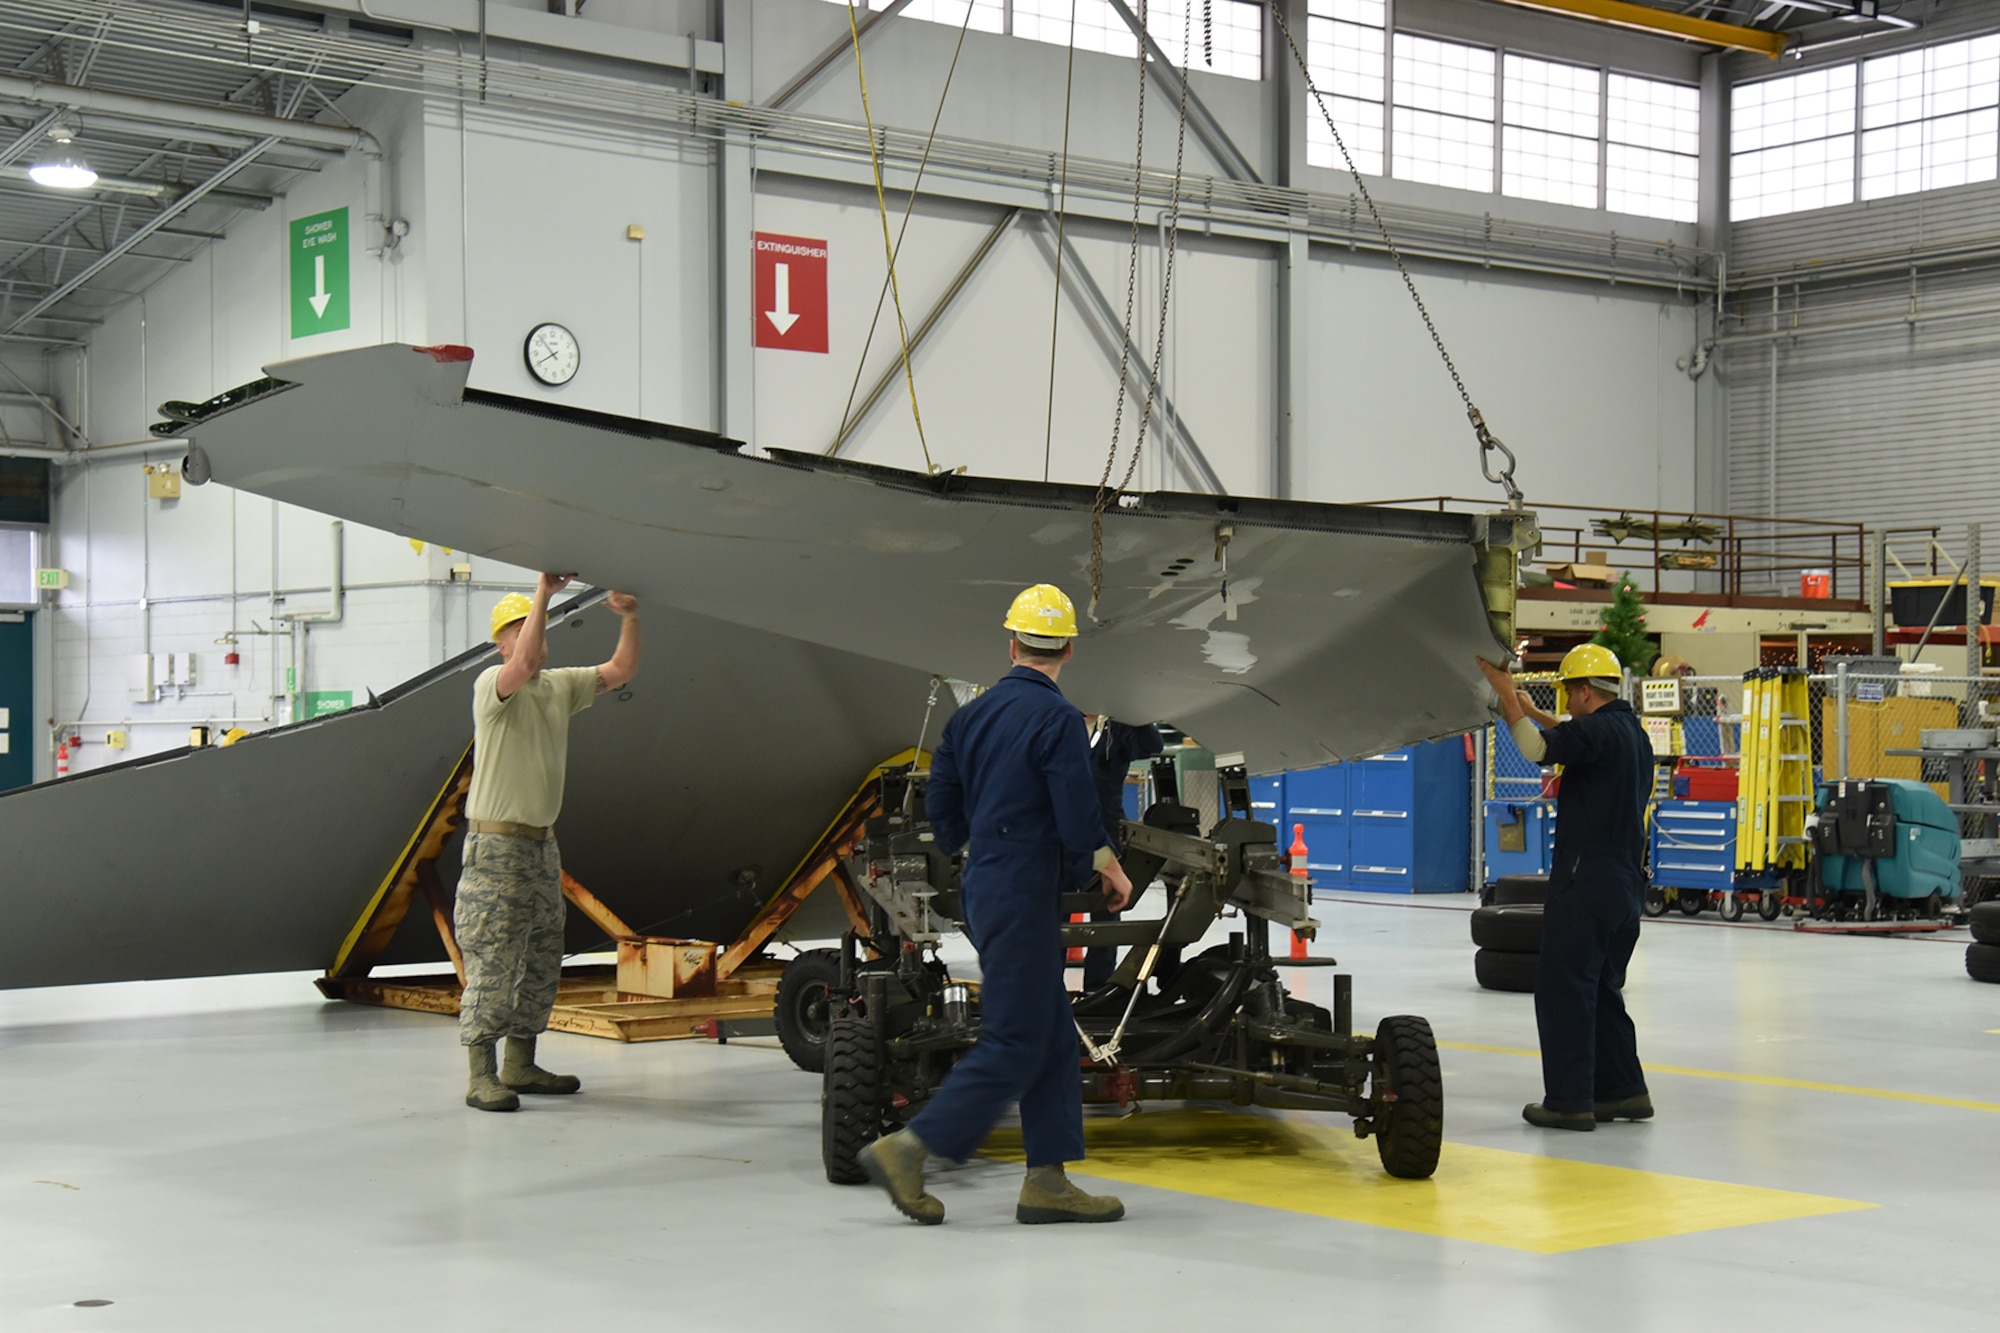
left=316, top=963, right=785, bottom=1043
left=319, top=750, right=919, bottom=1041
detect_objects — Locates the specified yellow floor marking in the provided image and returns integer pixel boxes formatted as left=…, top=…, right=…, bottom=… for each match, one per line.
left=982, top=1110, right=1869, bottom=1253
left=1439, top=1040, right=2000, bottom=1114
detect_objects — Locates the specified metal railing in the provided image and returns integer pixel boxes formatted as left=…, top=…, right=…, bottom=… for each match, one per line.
left=1368, top=497, right=1870, bottom=601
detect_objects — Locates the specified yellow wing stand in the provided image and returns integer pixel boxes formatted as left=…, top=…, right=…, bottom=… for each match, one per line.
left=1734, top=669, right=1811, bottom=875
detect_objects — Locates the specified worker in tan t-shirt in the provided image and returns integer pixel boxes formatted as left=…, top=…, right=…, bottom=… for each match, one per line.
left=456, top=573, right=639, bottom=1112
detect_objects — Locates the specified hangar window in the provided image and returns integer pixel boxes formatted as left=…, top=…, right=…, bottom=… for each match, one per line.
left=1392, top=32, right=1496, bottom=193
left=1606, top=74, right=1699, bottom=223
left=1501, top=53, right=1600, bottom=209
left=816, top=2, right=1266, bottom=78
left=1011, top=0, right=1140, bottom=57
left=1145, top=0, right=1264, bottom=81
left=1861, top=34, right=2000, bottom=201
left=1731, top=64, right=1858, bottom=220
left=1305, top=0, right=1387, bottom=177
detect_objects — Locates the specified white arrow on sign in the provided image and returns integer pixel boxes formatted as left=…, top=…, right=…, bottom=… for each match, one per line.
left=763, top=262, right=799, bottom=335
left=309, top=254, right=332, bottom=318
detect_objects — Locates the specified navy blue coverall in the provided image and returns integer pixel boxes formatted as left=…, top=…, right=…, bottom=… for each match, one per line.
left=1535, top=698, right=1654, bottom=1114
left=1081, top=721, right=1165, bottom=992
left=907, top=665, right=1112, bottom=1168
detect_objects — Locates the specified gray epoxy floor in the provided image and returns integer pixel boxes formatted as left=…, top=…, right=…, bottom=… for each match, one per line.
left=3, top=896, right=1995, bottom=1331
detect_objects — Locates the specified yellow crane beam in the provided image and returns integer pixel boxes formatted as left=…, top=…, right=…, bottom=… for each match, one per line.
left=1484, top=0, right=1788, bottom=59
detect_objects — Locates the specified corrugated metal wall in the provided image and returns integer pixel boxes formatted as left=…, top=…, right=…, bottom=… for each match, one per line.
left=1722, top=179, right=2000, bottom=535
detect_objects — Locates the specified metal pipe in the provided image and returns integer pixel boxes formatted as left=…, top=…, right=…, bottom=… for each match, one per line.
left=1836, top=659, right=1849, bottom=780
left=0, top=74, right=378, bottom=155
left=1967, top=524, right=1983, bottom=714
left=1872, top=528, right=1887, bottom=656
left=1715, top=300, right=2000, bottom=347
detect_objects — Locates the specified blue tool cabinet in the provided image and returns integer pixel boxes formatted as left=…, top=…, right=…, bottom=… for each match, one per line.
left=1649, top=800, right=1738, bottom=892
left=1271, top=740, right=1471, bottom=894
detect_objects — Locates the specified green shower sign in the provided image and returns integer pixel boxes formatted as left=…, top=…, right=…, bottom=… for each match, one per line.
left=290, top=207, right=350, bottom=337
left=305, top=691, right=353, bottom=718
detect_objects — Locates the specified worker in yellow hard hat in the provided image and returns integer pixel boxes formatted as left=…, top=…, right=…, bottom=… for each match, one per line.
left=455, top=572, right=641, bottom=1113
left=858, top=582, right=1134, bottom=1227
left=1476, top=641, right=1653, bottom=1133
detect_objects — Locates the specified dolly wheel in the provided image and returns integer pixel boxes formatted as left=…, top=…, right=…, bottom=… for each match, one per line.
left=1642, top=887, right=1668, bottom=918
left=822, top=1007, right=886, bottom=1185
left=1757, top=891, right=1784, bottom=922
left=1371, top=1015, right=1443, bottom=1180
left=1719, top=892, right=1744, bottom=922
left=775, top=948, right=842, bottom=1073
left=1677, top=890, right=1706, bottom=916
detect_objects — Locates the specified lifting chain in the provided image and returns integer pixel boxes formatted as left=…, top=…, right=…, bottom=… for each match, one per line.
left=1265, top=2, right=1524, bottom=511
left=1090, top=0, right=1197, bottom=617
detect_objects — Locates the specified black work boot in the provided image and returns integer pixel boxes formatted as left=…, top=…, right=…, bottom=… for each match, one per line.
left=1595, top=1093, right=1655, bottom=1122
left=465, top=1042, right=521, bottom=1112
left=501, top=1035, right=581, bottom=1095
left=1522, top=1102, right=1595, bottom=1131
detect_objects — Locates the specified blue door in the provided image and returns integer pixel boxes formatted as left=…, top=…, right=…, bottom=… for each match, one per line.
left=0, top=612, right=30, bottom=791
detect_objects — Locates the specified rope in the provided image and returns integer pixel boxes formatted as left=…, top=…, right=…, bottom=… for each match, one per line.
left=1041, top=0, right=1080, bottom=485
left=844, top=0, right=937, bottom=475
left=835, top=1, right=981, bottom=453
left=1088, top=0, right=1196, bottom=618
left=1264, top=2, right=1523, bottom=508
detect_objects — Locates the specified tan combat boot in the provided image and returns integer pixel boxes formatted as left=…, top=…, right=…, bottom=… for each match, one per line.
left=857, top=1130, right=944, bottom=1225
left=1017, top=1165, right=1125, bottom=1224
left=465, top=1042, right=520, bottom=1112
left=501, top=1035, right=581, bottom=1094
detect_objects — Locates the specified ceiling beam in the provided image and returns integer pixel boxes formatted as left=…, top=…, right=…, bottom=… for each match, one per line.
left=1483, top=0, right=1788, bottom=57
left=4, top=135, right=281, bottom=336
left=0, top=75, right=379, bottom=154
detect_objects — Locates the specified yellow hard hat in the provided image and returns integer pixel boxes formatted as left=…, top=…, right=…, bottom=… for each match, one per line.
left=217, top=728, right=250, bottom=747
left=1003, top=583, right=1078, bottom=648
left=490, top=592, right=535, bottom=642
left=1559, top=643, right=1622, bottom=684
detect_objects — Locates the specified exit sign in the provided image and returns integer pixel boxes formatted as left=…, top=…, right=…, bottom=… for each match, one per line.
left=35, top=568, right=66, bottom=590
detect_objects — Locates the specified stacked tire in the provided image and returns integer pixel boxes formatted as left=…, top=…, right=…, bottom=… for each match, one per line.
left=1473, top=875, right=1546, bottom=993
left=1968, top=901, right=2000, bottom=984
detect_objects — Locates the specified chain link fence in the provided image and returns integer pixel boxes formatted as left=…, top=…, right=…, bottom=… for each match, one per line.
left=1481, top=668, right=2000, bottom=899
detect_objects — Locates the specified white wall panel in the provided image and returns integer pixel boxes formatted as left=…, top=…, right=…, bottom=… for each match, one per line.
left=1306, top=254, right=1700, bottom=509
left=453, top=104, right=716, bottom=427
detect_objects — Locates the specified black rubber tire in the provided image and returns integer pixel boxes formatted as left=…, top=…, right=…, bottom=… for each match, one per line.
left=774, top=949, right=842, bottom=1073
left=1970, top=900, right=2000, bottom=946
left=1677, top=889, right=1707, bottom=916
left=1718, top=891, right=1744, bottom=922
left=1967, top=942, right=2000, bottom=984
left=1642, top=886, right=1668, bottom=917
left=1470, top=904, right=1544, bottom=952
left=1757, top=890, right=1784, bottom=922
left=1492, top=874, right=1549, bottom=906
left=1473, top=947, right=1539, bottom=993
left=821, top=1007, right=885, bottom=1184
left=1371, top=1015, right=1444, bottom=1180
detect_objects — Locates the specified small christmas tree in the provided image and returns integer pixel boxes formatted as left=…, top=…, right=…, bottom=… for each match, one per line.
left=1592, top=574, right=1659, bottom=675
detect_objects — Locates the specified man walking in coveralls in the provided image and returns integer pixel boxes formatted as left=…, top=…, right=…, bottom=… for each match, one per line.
left=858, top=583, right=1137, bottom=1224
left=1478, top=645, right=1654, bottom=1131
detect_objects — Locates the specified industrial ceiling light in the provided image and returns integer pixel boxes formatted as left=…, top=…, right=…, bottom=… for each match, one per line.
left=29, top=125, right=97, bottom=190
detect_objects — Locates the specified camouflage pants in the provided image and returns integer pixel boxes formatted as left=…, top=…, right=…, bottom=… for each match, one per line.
left=454, top=831, right=566, bottom=1046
